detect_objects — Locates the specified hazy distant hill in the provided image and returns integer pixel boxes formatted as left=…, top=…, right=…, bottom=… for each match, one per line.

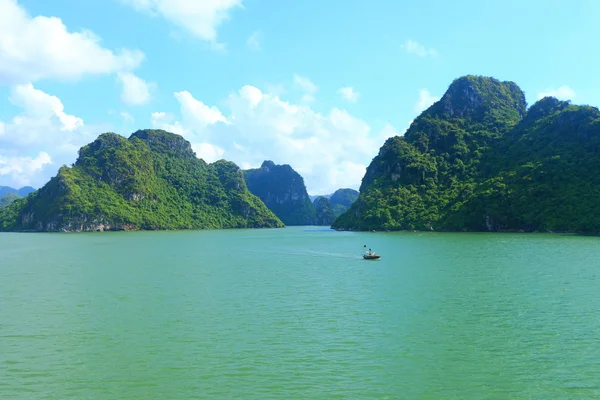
left=0, top=186, right=35, bottom=197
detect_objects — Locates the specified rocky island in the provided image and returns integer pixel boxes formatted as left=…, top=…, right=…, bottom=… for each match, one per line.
left=243, top=161, right=317, bottom=226
left=333, top=75, right=600, bottom=233
left=0, top=130, right=284, bottom=232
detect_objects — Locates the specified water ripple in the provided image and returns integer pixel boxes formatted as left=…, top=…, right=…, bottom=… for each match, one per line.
left=1, top=229, right=600, bottom=399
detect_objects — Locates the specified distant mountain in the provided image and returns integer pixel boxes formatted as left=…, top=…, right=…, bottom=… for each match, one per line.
left=312, top=188, right=359, bottom=218
left=333, top=75, right=600, bottom=233
left=0, top=193, right=20, bottom=209
left=243, top=161, right=316, bottom=226
left=0, top=129, right=283, bottom=232
left=309, top=193, right=332, bottom=202
left=314, top=197, right=336, bottom=226
left=328, top=189, right=359, bottom=217
left=0, top=186, right=35, bottom=197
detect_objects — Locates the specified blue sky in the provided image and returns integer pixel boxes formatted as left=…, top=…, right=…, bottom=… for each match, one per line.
left=1, top=0, right=599, bottom=194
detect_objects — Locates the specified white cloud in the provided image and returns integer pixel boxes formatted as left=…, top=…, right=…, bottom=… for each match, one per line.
left=117, top=72, right=153, bottom=106
left=121, top=0, right=242, bottom=48
left=120, top=111, right=135, bottom=124
left=9, top=83, right=83, bottom=132
left=149, top=77, right=399, bottom=194
left=0, top=84, right=103, bottom=187
left=537, top=86, right=575, bottom=101
left=401, top=39, right=438, bottom=57
left=0, top=152, right=52, bottom=187
left=247, top=30, right=262, bottom=52
left=293, top=74, right=318, bottom=103
left=174, top=90, right=229, bottom=129
left=191, top=143, right=225, bottom=163
left=338, top=86, right=360, bottom=103
left=415, top=89, right=439, bottom=114
left=0, top=0, right=144, bottom=85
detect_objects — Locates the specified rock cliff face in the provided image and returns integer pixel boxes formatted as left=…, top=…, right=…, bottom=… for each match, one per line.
left=333, top=75, right=600, bottom=233
left=0, top=129, right=284, bottom=232
left=243, top=161, right=316, bottom=226
left=314, top=197, right=336, bottom=226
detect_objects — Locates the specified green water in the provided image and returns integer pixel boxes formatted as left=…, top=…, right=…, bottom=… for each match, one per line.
left=1, top=227, right=599, bottom=399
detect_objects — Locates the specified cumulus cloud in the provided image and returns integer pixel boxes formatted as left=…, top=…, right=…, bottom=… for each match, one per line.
left=338, top=87, right=360, bottom=103
left=150, top=77, right=399, bottom=194
left=117, top=72, right=153, bottom=106
left=401, top=39, right=438, bottom=57
left=0, top=0, right=144, bottom=84
left=0, top=152, right=52, bottom=187
left=9, top=83, right=84, bottom=133
left=0, top=84, right=103, bottom=187
left=121, top=0, right=242, bottom=48
left=537, top=86, right=575, bottom=101
left=191, top=143, right=225, bottom=163
left=414, top=89, right=439, bottom=114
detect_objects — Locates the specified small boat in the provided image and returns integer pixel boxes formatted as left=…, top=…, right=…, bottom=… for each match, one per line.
left=362, top=245, right=380, bottom=260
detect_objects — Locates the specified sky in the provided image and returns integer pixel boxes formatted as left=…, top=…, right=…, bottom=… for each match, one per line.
left=0, top=0, right=599, bottom=195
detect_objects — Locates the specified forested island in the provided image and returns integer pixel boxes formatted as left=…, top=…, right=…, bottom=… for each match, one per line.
left=1, top=75, right=598, bottom=233
left=0, top=130, right=283, bottom=231
left=333, top=75, right=600, bottom=233
left=243, top=161, right=317, bottom=225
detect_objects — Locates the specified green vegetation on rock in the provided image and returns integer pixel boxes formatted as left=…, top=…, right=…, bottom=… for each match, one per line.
left=328, top=189, right=359, bottom=217
left=333, top=75, right=600, bottom=233
left=0, top=130, right=284, bottom=232
left=243, top=161, right=316, bottom=225
left=314, top=197, right=336, bottom=226
left=312, top=188, right=359, bottom=225
left=0, top=193, right=20, bottom=209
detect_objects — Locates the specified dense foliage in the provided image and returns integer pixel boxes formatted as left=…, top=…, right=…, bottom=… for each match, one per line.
left=333, top=75, right=600, bottom=233
left=0, top=130, right=283, bottom=232
left=243, top=161, right=317, bottom=225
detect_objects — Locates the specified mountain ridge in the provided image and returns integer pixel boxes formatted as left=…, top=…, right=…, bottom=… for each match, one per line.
left=0, top=186, right=36, bottom=198
left=0, top=130, right=284, bottom=232
left=333, top=75, right=600, bottom=233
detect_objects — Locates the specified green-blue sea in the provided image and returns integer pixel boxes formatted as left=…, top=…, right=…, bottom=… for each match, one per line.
left=1, top=226, right=599, bottom=399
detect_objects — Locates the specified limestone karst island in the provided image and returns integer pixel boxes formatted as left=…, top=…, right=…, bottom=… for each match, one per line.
left=3, top=1, right=600, bottom=398
left=1, top=75, right=598, bottom=233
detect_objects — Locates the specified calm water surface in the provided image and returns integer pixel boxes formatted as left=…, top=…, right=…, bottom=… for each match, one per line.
left=1, top=227, right=600, bottom=399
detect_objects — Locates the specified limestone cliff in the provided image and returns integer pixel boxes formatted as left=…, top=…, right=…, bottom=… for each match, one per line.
left=243, top=161, right=316, bottom=226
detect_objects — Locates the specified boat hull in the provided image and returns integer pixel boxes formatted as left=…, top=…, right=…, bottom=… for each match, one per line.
left=363, top=255, right=381, bottom=260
